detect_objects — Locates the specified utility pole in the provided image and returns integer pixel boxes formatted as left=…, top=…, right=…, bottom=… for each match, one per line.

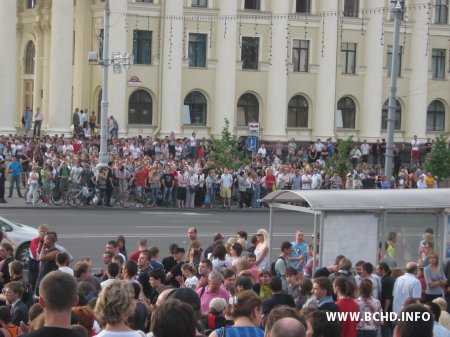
left=98, top=0, right=111, bottom=167
left=385, top=0, right=403, bottom=178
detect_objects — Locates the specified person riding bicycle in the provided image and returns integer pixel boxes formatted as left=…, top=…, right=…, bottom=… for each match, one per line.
left=128, top=165, right=148, bottom=208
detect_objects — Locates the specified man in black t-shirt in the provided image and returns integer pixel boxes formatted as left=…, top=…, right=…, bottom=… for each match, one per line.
left=161, top=167, right=174, bottom=207
left=165, top=247, right=185, bottom=288
left=22, top=272, right=83, bottom=337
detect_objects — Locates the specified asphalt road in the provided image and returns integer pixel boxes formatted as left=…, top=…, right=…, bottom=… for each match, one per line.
left=0, top=208, right=315, bottom=270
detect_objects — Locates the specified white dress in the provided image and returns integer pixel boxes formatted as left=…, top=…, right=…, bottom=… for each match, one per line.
left=255, top=244, right=269, bottom=269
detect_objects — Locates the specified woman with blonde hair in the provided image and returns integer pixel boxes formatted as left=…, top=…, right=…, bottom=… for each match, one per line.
left=94, top=281, right=145, bottom=337
left=424, top=252, right=447, bottom=302
left=209, top=290, right=264, bottom=337
left=254, top=229, right=269, bottom=269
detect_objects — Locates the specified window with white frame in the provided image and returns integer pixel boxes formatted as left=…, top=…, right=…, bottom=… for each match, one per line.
left=341, top=42, right=357, bottom=74
left=192, top=0, right=207, bottom=7
left=386, top=45, right=403, bottom=76
left=432, top=48, right=446, bottom=79
left=241, top=37, right=259, bottom=70
left=381, top=99, right=401, bottom=130
left=189, top=33, right=207, bottom=68
left=292, top=40, right=309, bottom=72
left=287, top=95, right=309, bottom=128
left=244, top=0, right=260, bottom=10
left=435, top=0, right=448, bottom=24
left=133, top=30, right=152, bottom=65
left=237, top=93, right=259, bottom=126
left=296, top=0, right=311, bottom=13
left=427, top=100, right=445, bottom=131
left=337, top=97, right=356, bottom=129
left=184, top=91, right=207, bottom=125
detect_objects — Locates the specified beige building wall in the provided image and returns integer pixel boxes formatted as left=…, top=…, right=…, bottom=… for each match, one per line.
left=3, top=0, right=450, bottom=143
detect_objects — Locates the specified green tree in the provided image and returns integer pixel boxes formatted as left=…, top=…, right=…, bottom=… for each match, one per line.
left=326, top=136, right=354, bottom=177
left=423, top=134, right=450, bottom=185
left=210, top=118, right=249, bottom=170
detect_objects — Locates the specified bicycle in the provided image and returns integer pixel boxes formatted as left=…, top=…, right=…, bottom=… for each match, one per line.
left=23, top=184, right=45, bottom=206
left=67, top=186, right=102, bottom=207
left=119, top=185, right=156, bottom=208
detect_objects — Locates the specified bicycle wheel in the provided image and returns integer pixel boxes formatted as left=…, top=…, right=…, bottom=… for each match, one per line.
left=119, top=191, right=134, bottom=208
left=50, top=190, right=65, bottom=206
left=67, top=190, right=82, bottom=207
left=142, top=191, right=156, bottom=208
left=91, top=191, right=104, bottom=207
left=23, top=188, right=29, bottom=200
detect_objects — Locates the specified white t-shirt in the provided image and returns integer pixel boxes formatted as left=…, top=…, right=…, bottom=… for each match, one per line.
left=411, top=138, right=420, bottom=151
left=184, top=275, right=199, bottom=289
left=95, top=330, right=145, bottom=337
left=257, top=147, right=267, bottom=157
left=58, top=266, right=74, bottom=276
left=220, top=173, right=233, bottom=189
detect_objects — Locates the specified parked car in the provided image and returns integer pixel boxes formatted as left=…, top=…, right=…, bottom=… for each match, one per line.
left=0, top=216, right=38, bottom=266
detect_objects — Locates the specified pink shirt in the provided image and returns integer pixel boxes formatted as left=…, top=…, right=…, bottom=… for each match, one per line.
left=197, top=286, right=230, bottom=314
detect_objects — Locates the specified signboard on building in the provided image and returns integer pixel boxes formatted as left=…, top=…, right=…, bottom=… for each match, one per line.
left=247, top=136, right=257, bottom=151
left=248, top=122, right=260, bottom=131
left=127, top=76, right=142, bottom=87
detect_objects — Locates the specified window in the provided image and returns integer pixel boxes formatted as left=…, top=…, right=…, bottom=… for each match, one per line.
left=344, top=0, right=359, bottom=17
left=432, top=49, right=446, bottom=79
left=435, top=0, right=448, bottom=24
left=136, top=0, right=153, bottom=2
left=24, top=41, right=35, bottom=75
left=237, top=93, right=259, bottom=126
left=386, top=45, right=403, bottom=77
left=427, top=100, right=445, bottom=131
left=337, top=97, right=356, bottom=129
left=292, top=40, right=309, bottom=72
left=184, top=91, right=207, bottom=125
left=129, top=90, right=153, bottom=125
left=287, top=95, right=308, bottom=127
left=296, top=0, right=311, bottom=13
left=27, top=0, right=37, bottom=9
left=341, top=42, right=357, bottom=74
left=241, top=37, right=259, bottom=70
left=244, top=0, right=260, bottom=10
left=133, top=30, right=152, bottom=65
left=381, top=99, right=401, bottom=130
left=98, top=29, right=104, bottom=61
left=192, top=0, right=207, bottom=7
left=188, top=33, right=207, bottom=68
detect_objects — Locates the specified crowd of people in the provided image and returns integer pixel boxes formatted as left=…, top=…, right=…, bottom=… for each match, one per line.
left=0, top=130, right=441, bottom=208
left=0, top=224, right=443, bottom=337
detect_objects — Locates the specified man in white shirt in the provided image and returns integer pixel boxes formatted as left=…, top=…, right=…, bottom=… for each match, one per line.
left=219, top=168, right=233, bottom=208
left=258, top=144, right=267, bottom=158
left=311, top=169, right=323, bottom=190
left=360, top=140, right=371, bottom=164
left=301, top=170, right=312, bottom=190
left=411, top=135, right=420, bottom=165
left=393, top=262, right=422, bottom=314
left=33, top=107, right=44, bottom=137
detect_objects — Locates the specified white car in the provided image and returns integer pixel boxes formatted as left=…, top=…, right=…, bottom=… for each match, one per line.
left=0, top=216, right=38, bottom=266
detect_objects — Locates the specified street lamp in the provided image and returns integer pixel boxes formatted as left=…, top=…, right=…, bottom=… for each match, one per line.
left=88, top=0, right=132, bottom=167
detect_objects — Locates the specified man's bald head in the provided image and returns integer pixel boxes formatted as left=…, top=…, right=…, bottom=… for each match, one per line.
left=269, top=317, right=305, bottom=337
left=405, top=262, right=418, bottom=274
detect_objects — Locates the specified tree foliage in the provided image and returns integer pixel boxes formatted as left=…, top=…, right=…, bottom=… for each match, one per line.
left=326, top=136, right=354, bottom=177
left=423, top=134, right=450, bottom=182
left=210, top=118, right=249, bottom=170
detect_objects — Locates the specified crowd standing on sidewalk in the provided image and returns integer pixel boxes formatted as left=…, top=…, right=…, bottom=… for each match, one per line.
left=0, top=129, right=441, bottom=208
left=0, top=223, right=442, bottom=337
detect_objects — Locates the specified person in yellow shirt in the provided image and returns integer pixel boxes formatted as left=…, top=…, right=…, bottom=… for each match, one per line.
left=424, top=172, right=436, bottom=188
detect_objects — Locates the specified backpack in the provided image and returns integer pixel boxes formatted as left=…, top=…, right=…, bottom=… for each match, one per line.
left=270, top=256, right=287, bottom=277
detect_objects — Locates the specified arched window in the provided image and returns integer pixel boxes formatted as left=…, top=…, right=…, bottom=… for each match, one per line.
left=24, top=41, right=35, bottom=75
left=287, top=95, right=308, bottom=127
left=237, top=93, right=259, bottom=126
left=183, top=91, right=207, bottom=125
left=427, top=100, right=445, bottom=131
left=129, top=90, right=153, bottom=125
left=337, top=97, right=356, bottom=129
left=381, top=99, right=401, bottom=130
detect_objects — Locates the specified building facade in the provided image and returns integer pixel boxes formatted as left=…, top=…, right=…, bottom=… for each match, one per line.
left=2, top=0, right=450, bottom=142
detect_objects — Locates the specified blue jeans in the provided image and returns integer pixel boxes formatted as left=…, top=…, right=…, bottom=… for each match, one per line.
left=252, top=186, right=261, bottom=208
left=163, top=187, right=172, bottom=206
left=33, top=120, right=42, bottom=137
left=9, top=175, right=21, bottom=197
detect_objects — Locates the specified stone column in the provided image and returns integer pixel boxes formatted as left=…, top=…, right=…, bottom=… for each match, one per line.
left=108, top=0, right=128, bottom=136
left=32, top=24, right=45, bottom=112
left=360, top=0, right=384, bottom=140
left=407, top=5, right=428, bottom=138
left=213, top=0, right=237, bottom=135
left=0, top=0, right=17, bottom=134
left=160, top=0, right=184, bottom=135
left=265, top=0, right=289, bottom=139
left=313, top=1, right=339, bottom=139
left=47, top=0, right=74, bottom=133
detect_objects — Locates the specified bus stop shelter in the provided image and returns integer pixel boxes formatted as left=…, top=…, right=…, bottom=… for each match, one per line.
left=262, top=189, right=450, bottom=271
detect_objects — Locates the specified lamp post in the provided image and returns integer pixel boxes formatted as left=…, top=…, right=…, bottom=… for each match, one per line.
left=89, top=0, right=131, bottom=167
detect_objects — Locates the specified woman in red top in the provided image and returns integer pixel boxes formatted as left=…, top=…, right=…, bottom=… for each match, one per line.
left=333, top=276, right=359, bottom=337
left=264, top=167, right=276, bottom=192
